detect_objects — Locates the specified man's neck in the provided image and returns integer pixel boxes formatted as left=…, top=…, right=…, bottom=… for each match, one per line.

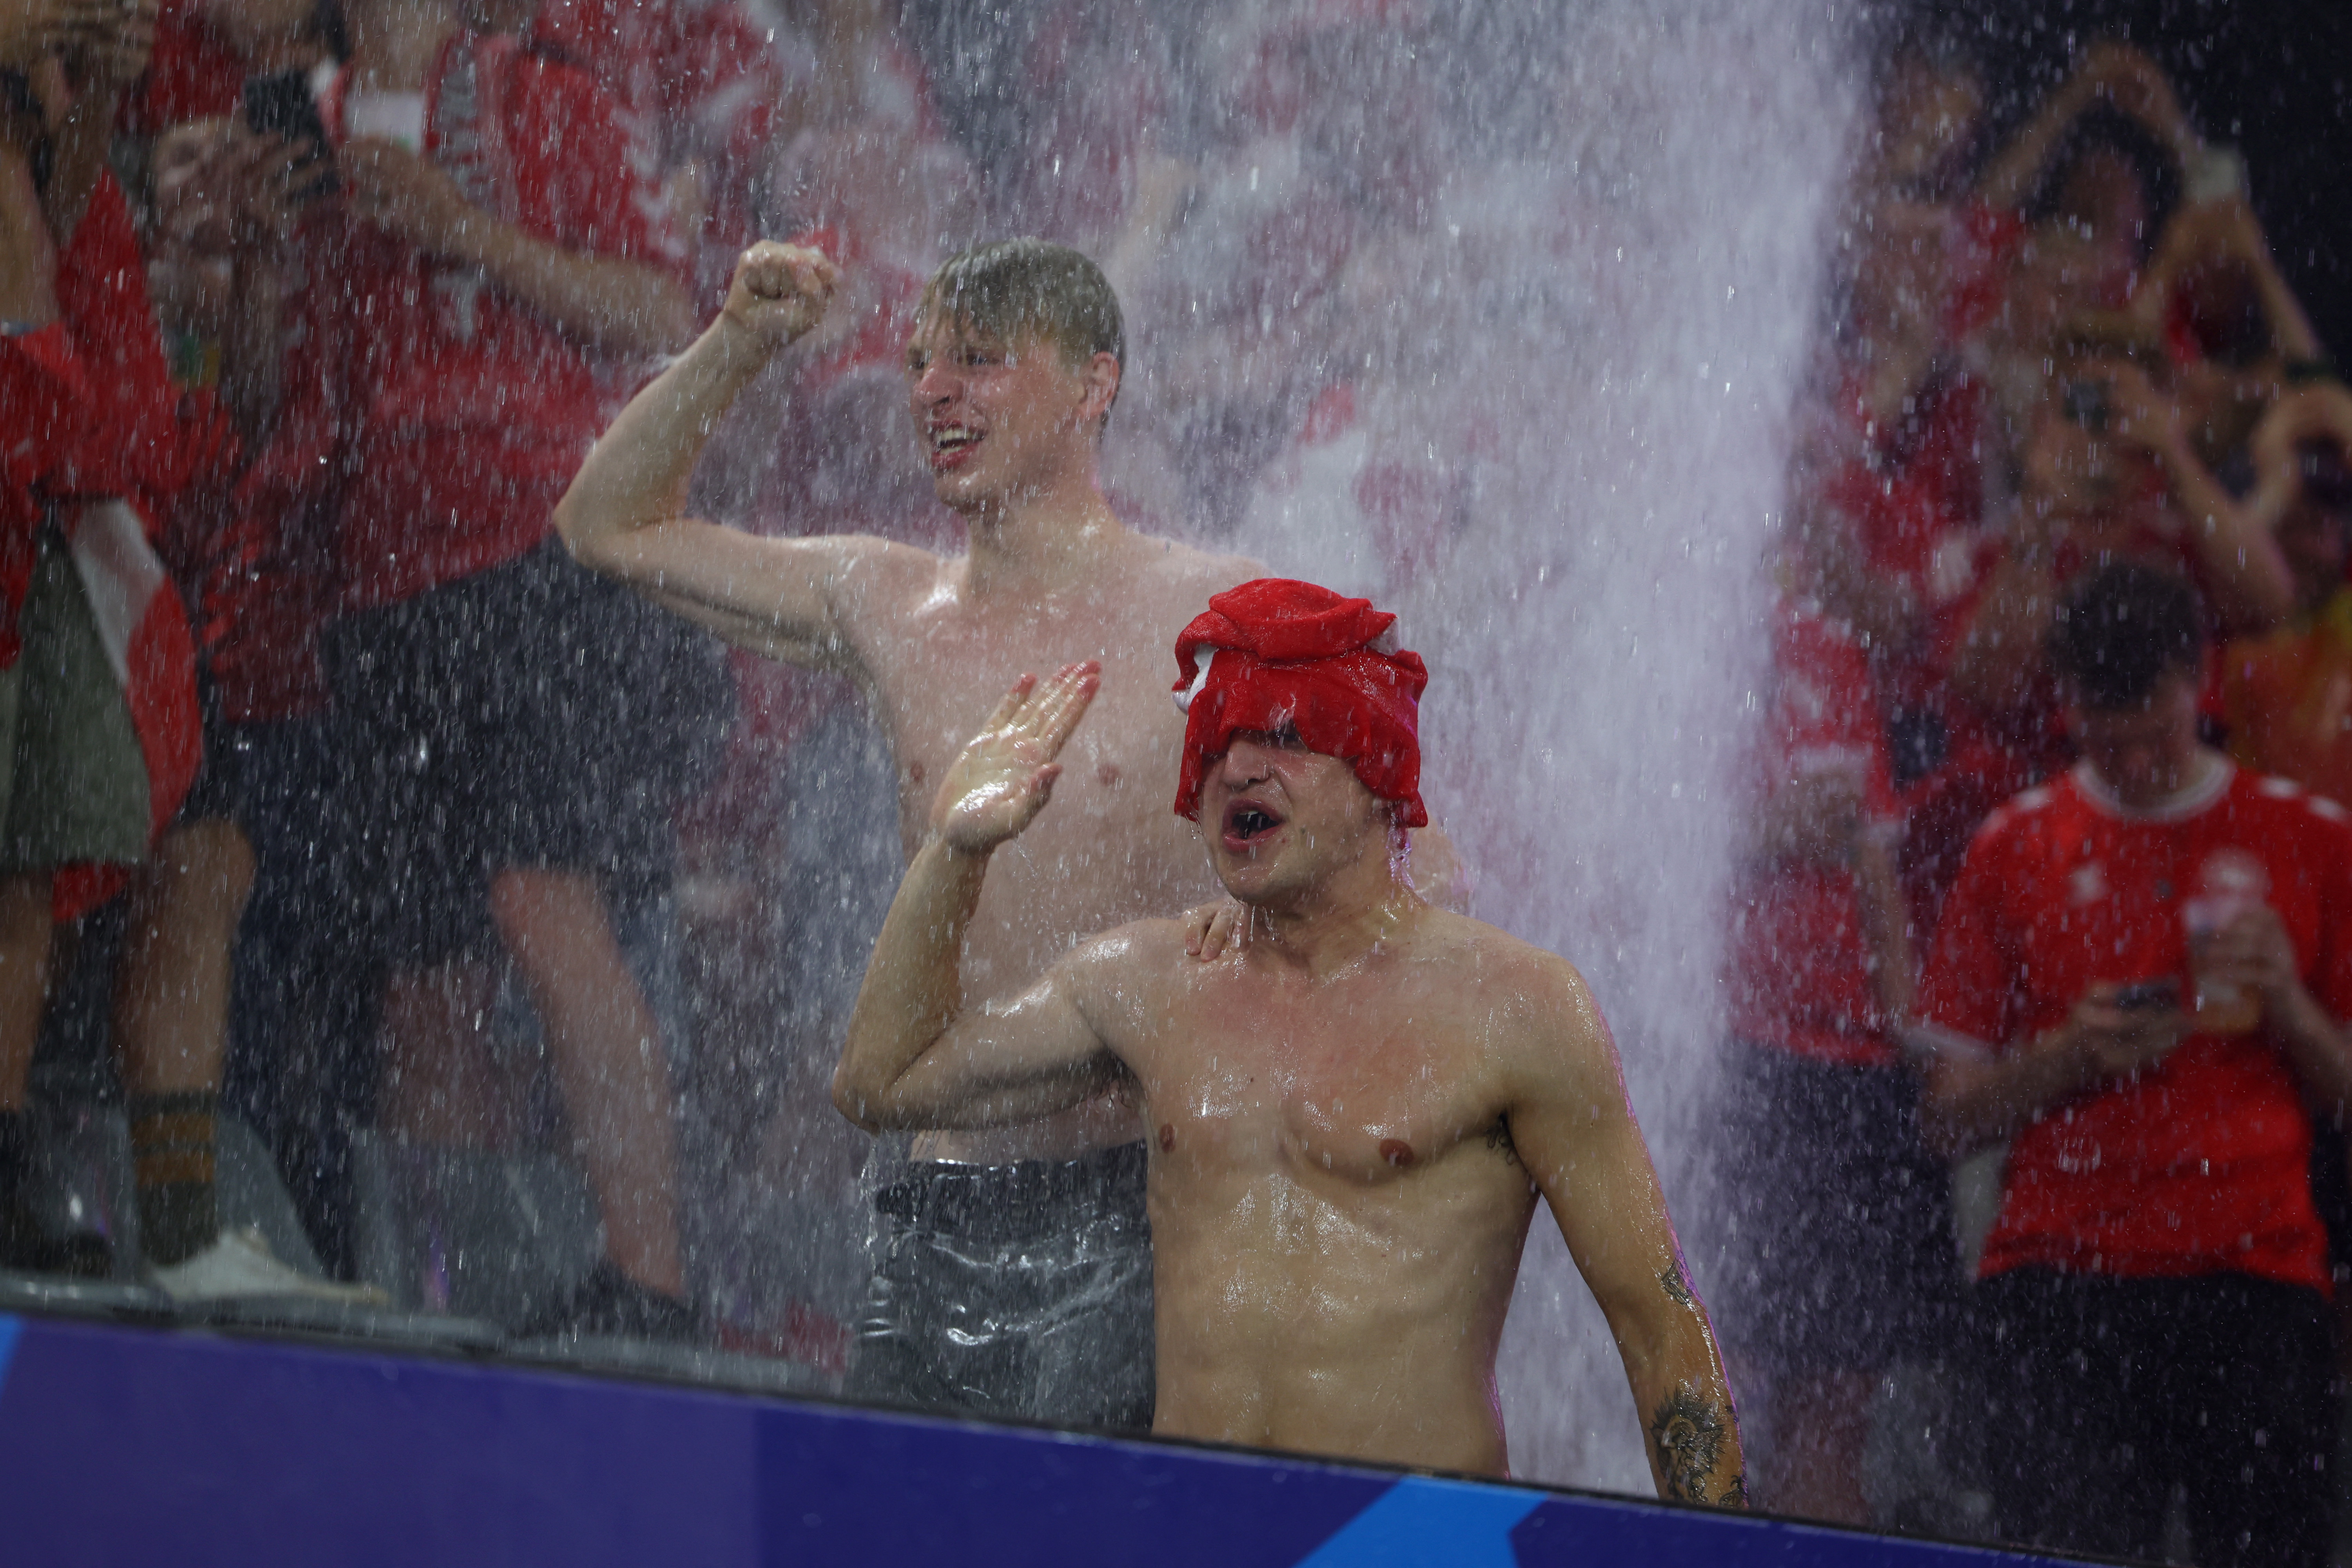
left=2078, top=747, right=2231, bottom=818
left=955, top=474, right=1132, bottom=599
left=1247, top=850, right=1427, bottom=980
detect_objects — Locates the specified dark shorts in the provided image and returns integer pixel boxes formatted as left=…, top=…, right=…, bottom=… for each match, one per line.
left=319, top=541, right=731, bottom=967
left=1975, top=1268, right=2336, bottom=1567
left=845, top=1142, right=1155, bottom=1433
left=1713, top=1042, right=1960, bottom=1379
left=0, top=531, right=151, bottom=874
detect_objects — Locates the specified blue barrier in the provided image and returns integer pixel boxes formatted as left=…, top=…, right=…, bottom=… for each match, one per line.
left=0, top=1313, right=2058, bottom=1566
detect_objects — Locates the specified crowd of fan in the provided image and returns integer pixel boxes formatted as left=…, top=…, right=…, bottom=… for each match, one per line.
left=1723, top=27, right=2352, bottom=1565
left=2, top=0, right=2350, bottom=1554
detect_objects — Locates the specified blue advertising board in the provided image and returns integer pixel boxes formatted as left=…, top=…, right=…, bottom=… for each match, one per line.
left=0, top=1314, right=2060, bottom=1566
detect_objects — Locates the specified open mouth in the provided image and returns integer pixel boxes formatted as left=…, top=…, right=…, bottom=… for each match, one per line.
left=1221, top=798, right=1285, bottom=853
left=929, top=425, right=982, bottom=470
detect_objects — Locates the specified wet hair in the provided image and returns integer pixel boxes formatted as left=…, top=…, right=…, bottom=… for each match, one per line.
left=2048, top=562, right=2206, bottom=711
left=916, top=239, right=1125, bottom=425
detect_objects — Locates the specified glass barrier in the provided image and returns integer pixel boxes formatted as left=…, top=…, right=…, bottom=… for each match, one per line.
left=0, top=0, right=2346, bottom=1559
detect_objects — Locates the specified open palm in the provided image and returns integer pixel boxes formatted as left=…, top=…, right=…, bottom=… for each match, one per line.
left=933, top=663, right=1100, bottom=854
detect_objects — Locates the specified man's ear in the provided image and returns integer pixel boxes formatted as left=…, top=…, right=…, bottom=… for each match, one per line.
left=1080, top=350, right=1120, bottom=427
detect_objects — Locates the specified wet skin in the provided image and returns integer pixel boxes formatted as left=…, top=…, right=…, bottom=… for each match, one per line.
left=838, top=693, right=1743, bottom=1490
left=556, top=243, right=1260, bottom=1161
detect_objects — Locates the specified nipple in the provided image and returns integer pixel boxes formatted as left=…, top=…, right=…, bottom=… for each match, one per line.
left=1379, top=1139, right=1416, bottom=1169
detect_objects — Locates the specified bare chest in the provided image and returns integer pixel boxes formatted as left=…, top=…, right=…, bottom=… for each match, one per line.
left=1140, top=994, right=1515, bottom=1189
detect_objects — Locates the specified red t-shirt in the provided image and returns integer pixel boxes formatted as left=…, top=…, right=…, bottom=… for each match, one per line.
left=250, top=33, right=683, bottom=610
left=1726, top=602, right=1906, bottom=1067
left=1918, top=761, right=2350, bottom=1294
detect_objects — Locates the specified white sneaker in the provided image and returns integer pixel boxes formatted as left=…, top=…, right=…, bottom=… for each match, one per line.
left=150, top=1228, right=389, bottom=1306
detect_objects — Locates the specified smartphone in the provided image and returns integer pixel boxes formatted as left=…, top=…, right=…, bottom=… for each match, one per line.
left=240, top=71, right=339, bottom=198
left=2062, top=378, right=2111, bottom=434
left=2110, top=978, right=2181, bottom=1012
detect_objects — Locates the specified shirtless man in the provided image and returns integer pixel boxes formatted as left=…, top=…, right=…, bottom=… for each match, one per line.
left=833, top=580, right=1745, bottom=1495
left=557, top=238, right=1283, bottom=1426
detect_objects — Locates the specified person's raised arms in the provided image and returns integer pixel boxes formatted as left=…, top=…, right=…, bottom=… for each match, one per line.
left=833, top=662, right=1131, bottom=1132
left=1504, top=958, right=1748, bottom=1508
left=554, top=241, right=913, bottom=669
left=339, top=138, right=691, bottom=358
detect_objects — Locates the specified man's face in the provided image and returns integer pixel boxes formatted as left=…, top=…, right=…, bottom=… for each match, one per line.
left=903, top=315, right=1104, bottom=515
left=1198, top=730, right=1394, bottom=905
left=2068, top=668, right=2205, bottom=809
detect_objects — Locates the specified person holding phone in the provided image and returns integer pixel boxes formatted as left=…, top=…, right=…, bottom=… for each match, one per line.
left=1917, top=562, right=2352, bottom=1566
left=240, top=0, right=714, bottom=1334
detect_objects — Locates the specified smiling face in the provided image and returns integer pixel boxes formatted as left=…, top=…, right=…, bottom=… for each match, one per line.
left=1198, top=729, right=1397, bottom=907
left=903, top=314, right=1114, bottom=517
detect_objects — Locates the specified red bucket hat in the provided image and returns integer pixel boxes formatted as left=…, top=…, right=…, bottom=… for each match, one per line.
left=1171, top=579, right=1428, bottom=828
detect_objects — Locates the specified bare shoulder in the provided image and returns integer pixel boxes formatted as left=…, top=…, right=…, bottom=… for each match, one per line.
left=1128, top=533, right=1267, bottom=603
left=821, top=534, right=958, bottom=642
left=822, top=533, right=951, bottom=603
left=1054, top=916, right=1195, bottom=1044
left=1416, top=911, right=1615, bottom=1063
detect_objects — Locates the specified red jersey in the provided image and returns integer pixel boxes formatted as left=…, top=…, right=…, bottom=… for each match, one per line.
left=1918, top=761, right=2351, bottom=1293
left=249, top=33, right=683, bottom=610
left=1726, top=602, right=1904, bottom=1067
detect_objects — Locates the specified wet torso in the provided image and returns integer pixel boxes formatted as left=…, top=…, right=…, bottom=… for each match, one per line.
left=840, top=530, right=1258, bottom=1161
left=1086, top=908, right=1552, bottom=1475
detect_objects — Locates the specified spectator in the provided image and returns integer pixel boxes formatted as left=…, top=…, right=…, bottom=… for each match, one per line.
left=1918, top=562, right=2351, bottom=1566
left=2220, top=383, right=2352, bottom=799
left=1714, top=591, right=1951, bottom=1527
left=243, top=0, right=717, bottom=1333
left=1947, top=363, right=2292, bottom=777
left=0, top=4, right=361, bottom=1298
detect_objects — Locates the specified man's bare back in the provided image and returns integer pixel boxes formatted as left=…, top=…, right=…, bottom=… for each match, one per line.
left=837, top=648, right=1747, bottom=1498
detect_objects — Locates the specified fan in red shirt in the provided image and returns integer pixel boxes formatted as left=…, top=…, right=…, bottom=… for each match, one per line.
left=243, top=0, right=722, bottom=1336
left=1918, top=561, right=2352, bottom=1568
left=1712, top=595, right=1954, bottom=1526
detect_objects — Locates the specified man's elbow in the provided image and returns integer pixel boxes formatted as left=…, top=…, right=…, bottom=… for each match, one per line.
left=829, top=1067, right=880, bottom=1133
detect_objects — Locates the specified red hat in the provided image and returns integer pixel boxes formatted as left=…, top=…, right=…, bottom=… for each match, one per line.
left=1171, top=579, right=1428, bottom=828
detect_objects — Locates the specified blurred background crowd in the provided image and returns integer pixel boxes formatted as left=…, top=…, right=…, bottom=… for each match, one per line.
left=3, top=0, right=2351, bottom=1557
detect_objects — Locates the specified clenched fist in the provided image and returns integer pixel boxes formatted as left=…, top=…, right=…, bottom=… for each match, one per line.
left=720, top=240, right=838, bottom=355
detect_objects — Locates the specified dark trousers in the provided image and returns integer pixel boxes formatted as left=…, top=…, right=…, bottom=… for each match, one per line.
left=1975, top=1268, right=2335, bottom=1567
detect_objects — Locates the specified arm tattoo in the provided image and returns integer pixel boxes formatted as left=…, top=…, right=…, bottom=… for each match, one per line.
left=1650, top=1387, right=1730, bottom=1505
left=1659, top=1263, right=1695, bottom=1308
left=1484, top=1114, right=1522, bottom=1169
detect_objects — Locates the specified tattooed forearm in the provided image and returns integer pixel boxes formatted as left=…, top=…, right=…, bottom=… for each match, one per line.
left=1650, top=1387, right=1733, bottom=1505
left=1659, top=1262, right=1695, bottom=1308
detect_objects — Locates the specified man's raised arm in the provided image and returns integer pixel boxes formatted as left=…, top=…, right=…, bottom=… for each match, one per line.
left=554, top=242, right=885, bottom=667
left=1509, top=962, right=1748, bottom=1509
left=834, top=663, right=1125, bottom=1132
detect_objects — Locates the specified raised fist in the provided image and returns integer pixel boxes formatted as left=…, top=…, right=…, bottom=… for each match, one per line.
left=721, top=240, right=838, bottom=353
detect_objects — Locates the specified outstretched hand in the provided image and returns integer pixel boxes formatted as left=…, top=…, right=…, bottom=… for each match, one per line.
left=720, top=240, right=838, bottom=354
left=932, top=662, right=1099, bottom=855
